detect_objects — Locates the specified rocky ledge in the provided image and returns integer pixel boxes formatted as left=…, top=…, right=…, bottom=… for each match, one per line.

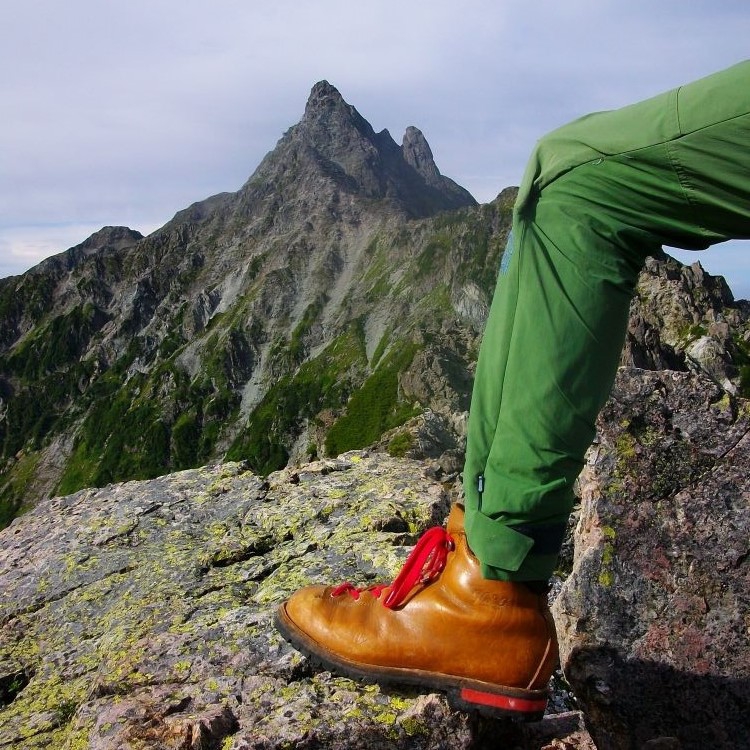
left=0, top=452, right=589, bottom=749
left=1, top=369, right=747, bottom=749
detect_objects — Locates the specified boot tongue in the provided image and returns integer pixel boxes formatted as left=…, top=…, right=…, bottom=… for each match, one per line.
left=446, top=504, right=467, bottom=536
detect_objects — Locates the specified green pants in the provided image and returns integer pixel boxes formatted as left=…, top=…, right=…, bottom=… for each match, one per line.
left=464, top=60, right=750, bottom=581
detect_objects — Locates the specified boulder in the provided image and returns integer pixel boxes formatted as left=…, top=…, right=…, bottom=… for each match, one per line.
left=553, top=368, right=750, bottom=750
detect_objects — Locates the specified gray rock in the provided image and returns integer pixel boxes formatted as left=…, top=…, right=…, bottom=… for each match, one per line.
left=624, top=254, right=747, bottom=385
left=402, top=126, right=441, bottom=185
left=296, top=81, right=476, bottom=216
left=554, top=368, right=750, bottom=750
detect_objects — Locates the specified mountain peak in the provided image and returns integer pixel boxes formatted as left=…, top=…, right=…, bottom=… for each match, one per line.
left=281, top=82, right=476, bottom=217
left=303, top=80, right=362, bottom=128
left=402, top=126, right=440, bottom=185
left=31, top=225, right=144, bottom=276
left=79, top=225, right=144, bottom=251
left=307, top=80, right=345, bottom=108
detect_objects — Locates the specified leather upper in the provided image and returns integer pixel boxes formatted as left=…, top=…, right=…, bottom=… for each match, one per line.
left=281, top=504, right=558, bottom=690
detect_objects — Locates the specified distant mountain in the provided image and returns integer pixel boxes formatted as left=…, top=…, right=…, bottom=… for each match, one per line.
left=1, top=82, right=748, bottom=528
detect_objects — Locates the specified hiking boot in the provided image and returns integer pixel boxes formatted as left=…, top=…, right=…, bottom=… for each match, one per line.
left=275, top=504, right=558, bottom=721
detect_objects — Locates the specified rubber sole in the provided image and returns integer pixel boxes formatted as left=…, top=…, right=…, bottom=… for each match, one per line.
left=274, top=603, right=548, bottom=722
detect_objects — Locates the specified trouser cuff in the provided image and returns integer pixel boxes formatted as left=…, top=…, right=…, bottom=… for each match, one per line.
left=465, top=507, right=567, bottom=581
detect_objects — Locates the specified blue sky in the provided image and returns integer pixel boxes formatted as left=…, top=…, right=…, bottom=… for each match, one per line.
left=2, top=1, right=749, bottom=295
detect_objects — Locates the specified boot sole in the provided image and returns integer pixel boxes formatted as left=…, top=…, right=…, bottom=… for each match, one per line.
left=274, top=603, right=548, bottom=722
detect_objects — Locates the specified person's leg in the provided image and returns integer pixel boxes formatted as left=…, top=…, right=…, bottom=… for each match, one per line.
left=464, top=59, right=750, bottom=581
left=276, top=60, right=750, bottom=720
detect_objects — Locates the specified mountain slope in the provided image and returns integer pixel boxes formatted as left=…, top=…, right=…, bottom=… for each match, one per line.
left=1, top=82, right=749, bottom=530
left=0, top=82, right=492, bottom=525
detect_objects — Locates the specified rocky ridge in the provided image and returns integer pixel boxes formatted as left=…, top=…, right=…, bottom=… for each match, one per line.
left=2, top=357, right=748, bottom=750
left=0, top=452, right=592, bottom=750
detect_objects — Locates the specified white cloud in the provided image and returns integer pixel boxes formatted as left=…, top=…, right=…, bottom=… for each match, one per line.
left=0, top=224, right=108, bottom=278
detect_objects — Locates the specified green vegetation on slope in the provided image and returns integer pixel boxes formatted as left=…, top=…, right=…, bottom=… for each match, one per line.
left=7, top=304, right=110, bottom=380
left=56, top=338, right=241, bottom=497
left=0, top=197, right=514, bottom=529
left=226, top=322, right=368, bottom=475
left=325, top=341, right=421, bottom=457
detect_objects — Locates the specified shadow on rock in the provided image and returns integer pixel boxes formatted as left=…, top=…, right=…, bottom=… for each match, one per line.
left=567, top=646, right=750, bottom=750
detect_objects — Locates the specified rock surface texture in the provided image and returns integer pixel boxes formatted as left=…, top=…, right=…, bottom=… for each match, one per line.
left=0, top=452, right=592, bottom=749
left=554, top=368, right=750, bottom=750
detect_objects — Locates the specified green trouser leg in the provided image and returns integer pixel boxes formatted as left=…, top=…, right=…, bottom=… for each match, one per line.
left=464, top=60, right=750, bottom=581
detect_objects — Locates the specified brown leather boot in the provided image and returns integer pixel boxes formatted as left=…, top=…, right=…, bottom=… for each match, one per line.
left=275, top=504, right=559, bottom=721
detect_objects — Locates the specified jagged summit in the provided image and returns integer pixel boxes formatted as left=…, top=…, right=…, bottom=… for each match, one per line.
left=243, top=80, right=477, bottom=218
left=402, top=126, right=441, bottom=186
left=301, top=80, right=372, bottom=141
left=307, top=79, right=341, bottom=101
left=295, top=79, right=383, bottom=166
left=304, top=80, right=359, bottom=121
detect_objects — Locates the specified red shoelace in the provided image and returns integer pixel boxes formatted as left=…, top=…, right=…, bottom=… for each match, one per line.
left=330, top=526, right=455, bottom=609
